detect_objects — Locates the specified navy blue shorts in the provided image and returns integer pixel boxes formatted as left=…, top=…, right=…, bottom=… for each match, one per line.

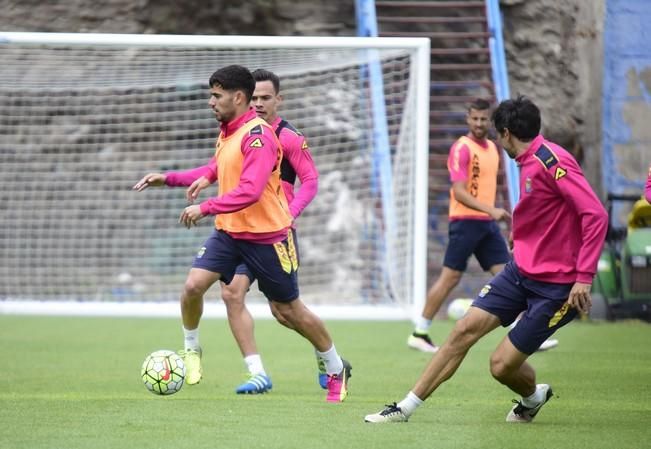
left=232, top=229, right=299, bottom=285
left=443, top=219, right=510, bottom=271
left=472, top=261, right=578, bottom=355
left=192, top=229, right=299, bottom=302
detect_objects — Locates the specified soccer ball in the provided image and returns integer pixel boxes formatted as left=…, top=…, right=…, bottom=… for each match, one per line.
left=141, top=350, right=186, bottom=395
left=447, top=298, right=473, bottom=321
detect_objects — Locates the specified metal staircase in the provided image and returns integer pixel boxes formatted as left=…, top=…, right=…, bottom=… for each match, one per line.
left=375, top=0, right=509, bottom=298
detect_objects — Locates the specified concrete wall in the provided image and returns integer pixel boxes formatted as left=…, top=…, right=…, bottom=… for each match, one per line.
left=602, top=0, right=651, bottom=196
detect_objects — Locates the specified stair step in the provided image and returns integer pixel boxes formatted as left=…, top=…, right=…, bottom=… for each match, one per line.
left=376, top=1, right=485, bottom=8
left=429, top=95, right=488, bottom=103
left=380, top=31, right=491, bottom=39
left=431, top=80, right=492, bottom=88
left=377, top=16, right=487, bottom=24
left=431, top=63, right=492, bottom=71
left=431, top=47, right=490, bottom=55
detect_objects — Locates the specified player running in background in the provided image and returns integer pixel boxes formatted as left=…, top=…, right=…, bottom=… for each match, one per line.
left=134, top=65, right=351, bottom=403
left=407, top=98, right=511, bottom=353
left=366, top=96, right=607, bottom=423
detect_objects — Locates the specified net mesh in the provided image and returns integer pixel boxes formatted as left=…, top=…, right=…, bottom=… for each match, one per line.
left=0, top=40, right=421, bottom=308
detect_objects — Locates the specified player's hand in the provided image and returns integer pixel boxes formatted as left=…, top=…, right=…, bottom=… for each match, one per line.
left=133, top=173, right=166, bottom=191
left=567, top=282, right=592, bottom=314
left=490, top=207, right=512, bottom=223
left=179, top=204, right=205, bottom=229
left=186, top=176, right=212, bottom=204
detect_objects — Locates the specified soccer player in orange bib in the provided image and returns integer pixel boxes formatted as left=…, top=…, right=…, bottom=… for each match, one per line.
left=407, top=98, right=511, bottom=353
left=133, top=65, right=351, bottom=402
left=213, top=68, right=323, bottom=394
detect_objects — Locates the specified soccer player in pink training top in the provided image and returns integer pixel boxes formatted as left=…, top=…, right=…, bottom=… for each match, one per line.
left=179, top=69, right=325, bottom=394
left=134, top=65, right=350, bottom=403
left=645, top=165, right=651, bottom=203
left=365, top=96, right=608, bottom=423
left=216, top=68, right=323, bottom=394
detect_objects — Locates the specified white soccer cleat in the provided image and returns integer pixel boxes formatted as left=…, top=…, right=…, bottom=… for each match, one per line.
left=364, top=403, right=409, bottom=423
left=407, top=332, right=439, bottom=353
left=506, top=384, right=553, bottom=423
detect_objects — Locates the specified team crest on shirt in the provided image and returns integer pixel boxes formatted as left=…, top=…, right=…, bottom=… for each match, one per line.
left=249, top=138, right=263, bottom=148
left=196, top=246, right=206, bottom=258
left=478, top=284, right=492, bottom=298
left=525, top=177, right=532, bottom=193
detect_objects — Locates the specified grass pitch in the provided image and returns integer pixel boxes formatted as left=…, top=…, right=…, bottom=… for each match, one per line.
left=1, top=315, right=650, bottom=449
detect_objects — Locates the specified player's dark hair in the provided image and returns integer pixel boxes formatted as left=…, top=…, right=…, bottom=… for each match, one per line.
left=208, top=65, right=255, bottom=102
left=491, top=96, right=541, bottom=141
left=252, top=68, right=280, bottom=94
left=468, top=98, right=491, bottom=112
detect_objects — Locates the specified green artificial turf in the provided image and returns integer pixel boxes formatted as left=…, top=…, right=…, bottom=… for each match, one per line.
left=1, top=315, right=650, bottom=449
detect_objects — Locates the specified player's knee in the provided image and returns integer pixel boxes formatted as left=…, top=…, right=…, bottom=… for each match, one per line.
left=270, top=302, right=299, bottom=329
left=271, top=307, right=292, bottom=328
left=489, top=354, right=513, bottom=381
left=182, top=278, right=207, bottom=299
left=221, top=287, right=244, bottom=307
left=447, top=317, right=480, bottom=352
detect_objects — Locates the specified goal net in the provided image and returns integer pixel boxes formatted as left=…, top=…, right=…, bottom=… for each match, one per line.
left=0, top=33, right=429, bottom=319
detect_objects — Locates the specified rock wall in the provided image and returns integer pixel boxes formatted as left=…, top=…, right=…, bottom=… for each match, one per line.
left=500, top=0, right=605, bottom=193
left=0, top=0, right=603, bottom=187
left=0, top=0, right=356, bottom=35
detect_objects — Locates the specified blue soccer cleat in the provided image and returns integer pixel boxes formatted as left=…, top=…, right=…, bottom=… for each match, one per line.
left=235, top=374, right=273, bottom=394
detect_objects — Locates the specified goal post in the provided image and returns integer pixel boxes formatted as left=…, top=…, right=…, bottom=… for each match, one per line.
left=0, top=32, right=430, bottom=320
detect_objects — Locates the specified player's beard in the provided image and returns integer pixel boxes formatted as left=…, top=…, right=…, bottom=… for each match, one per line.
left=214, top=109, right=233, bottom=124
left=471, top=128, right=487, bottom=140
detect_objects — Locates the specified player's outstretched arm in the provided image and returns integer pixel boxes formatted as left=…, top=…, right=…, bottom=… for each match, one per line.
left=186, top=176, right=214, bottom=204
left=133, top=173, right=166, bottom=191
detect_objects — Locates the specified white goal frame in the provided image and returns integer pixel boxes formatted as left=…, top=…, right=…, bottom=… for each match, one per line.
left=0, top=32, right=430, bottom=321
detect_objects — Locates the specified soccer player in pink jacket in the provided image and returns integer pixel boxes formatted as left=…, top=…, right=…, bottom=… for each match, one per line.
left=645, top=165, right=651, bottom=203
left=219, top=69, right=322, bottom=394
left=134, top=66, right=350, bottom=403
left=173, top=69, right=327, bottom=395
left=365, top=96, right=608, bottom=424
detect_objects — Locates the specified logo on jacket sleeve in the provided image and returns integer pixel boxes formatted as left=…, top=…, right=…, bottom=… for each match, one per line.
left=249, top=124, right=263, bottom=135
left=249, top=138, right=263, bottom=148
left=554, top=167, right=567, bottom=180
left=534, top=145, right=558, bottom=169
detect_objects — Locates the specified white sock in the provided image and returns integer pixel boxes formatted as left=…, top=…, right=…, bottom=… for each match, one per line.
left=316, top=344, right=344, bottom=375
left=522, top=385, right=544, bottom=407
left=244, top=354, right=266, bottom=376
left=183, top=326, right=200, bottom=351
left=397, top=391, right=423, bottom=417
left=414, top=316, right=432, bottom=334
